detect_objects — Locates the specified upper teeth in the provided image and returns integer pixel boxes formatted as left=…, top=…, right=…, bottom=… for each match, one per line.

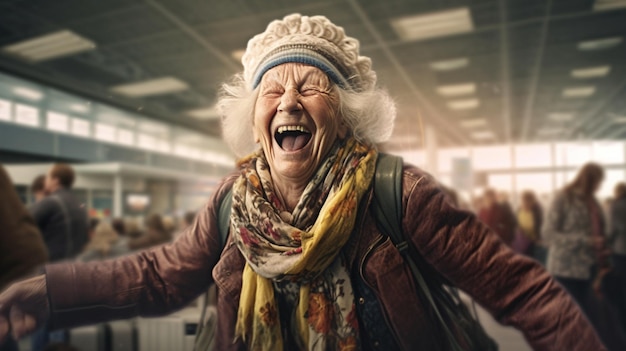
left=277, top=125, right=310, bottom=134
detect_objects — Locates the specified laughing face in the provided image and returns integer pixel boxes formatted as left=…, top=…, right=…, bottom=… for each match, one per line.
left=253, top=63, right=348, bottom=185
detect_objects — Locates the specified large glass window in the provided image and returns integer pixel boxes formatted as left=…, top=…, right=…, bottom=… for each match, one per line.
left=70, top=117, right=90, bottom=137
left=473, top=146, right=512, bottom=170
left=437, top=147, right=470, bottom=173
left=555, top=142, right=592, bottom=167
left=592, top=141, right=624, bottom=165
left=514, top=144, right=552, bottom=168
left=515, top=172, right=554, bottom=195
left=95, top=123, right=116, bottom=142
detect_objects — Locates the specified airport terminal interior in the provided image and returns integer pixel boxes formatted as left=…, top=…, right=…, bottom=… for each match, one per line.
left=0, top=0, right=625, bottom=350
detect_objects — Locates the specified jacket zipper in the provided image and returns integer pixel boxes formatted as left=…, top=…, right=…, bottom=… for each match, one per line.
left=358, top=234, right=406, bottom=351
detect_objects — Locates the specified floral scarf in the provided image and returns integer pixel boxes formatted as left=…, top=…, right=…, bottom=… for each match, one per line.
left=232, top=138, right=377, bottom=350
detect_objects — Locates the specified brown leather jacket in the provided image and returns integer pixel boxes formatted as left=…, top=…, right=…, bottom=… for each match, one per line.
left=44, top=165, right=605, bottom=351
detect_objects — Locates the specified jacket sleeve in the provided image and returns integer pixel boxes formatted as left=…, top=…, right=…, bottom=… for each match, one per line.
left=0, top=166, right=48, bottom=292
left=44, top=175, right=236, bottom=330
left=401, top=167, right=605, bottom=351
left=542, top=192, right=588, bottom=251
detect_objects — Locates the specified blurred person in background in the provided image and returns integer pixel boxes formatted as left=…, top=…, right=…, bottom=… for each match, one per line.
left=0, top=13, right=607, bottom=351
left=30, top=175, right=47, bottom=205
left=127, top=213, right=171, bottom=251
left=30, top=163, right=88, bottom=262
left=478, top=188, right=517, bottom=245
left=608, top=182, right=626, bottom=333
left=111, top=217, right=126, bottom=237
left=28, top=163, right=88, bottom=351
left=543, top=163, right=626, bottom=348
left=517, top=190, right=544, bottom=258
left=123, top=218, right=142, bottom=239
left=180, top=211, right=197, bottom=230
left=87, top=218, right=99, bottom=239
left=77, top=221, right=131, bottom=262
left=0, top=165, right=48, bottom=351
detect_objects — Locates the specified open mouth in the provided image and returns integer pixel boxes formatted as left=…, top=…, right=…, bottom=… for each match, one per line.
left=274, top=125, right=312, bottom=151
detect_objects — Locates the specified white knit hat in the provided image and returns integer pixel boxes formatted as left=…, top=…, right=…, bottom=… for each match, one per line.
left=242, top=14, right=377, bottom=92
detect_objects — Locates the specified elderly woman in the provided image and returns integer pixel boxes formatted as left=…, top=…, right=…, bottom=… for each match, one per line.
left=0, top=14, right=604, bottom=351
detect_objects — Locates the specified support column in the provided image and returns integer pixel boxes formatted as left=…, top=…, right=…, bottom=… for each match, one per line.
left=425, top=125, right=438, bottom=178
left=113, top=174, right=123, bottom=218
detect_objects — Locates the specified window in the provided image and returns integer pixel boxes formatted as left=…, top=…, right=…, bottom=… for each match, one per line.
left=14, top=104, right=39, bottom=127
left=137, top=133, right=156, bottom=150
left=592, top=141, right=624, bottom=165
left=0, top=98, right=11, bottom=121
left=472, top=145, right=512, bottom=170
left=514, top=144, right=552, bottom=168
left=46, top=111, right=69, bottom=132
left=116, top=128, right=134, bottom=146
left=437, top=147, right=470, bottom=173
left=71, top=117, right=90, bottom=137
left=555, top=142, right=592, bottom=166
left=515, top=172, right=554, bottom=195
left=95, top=123, right=116, bottom=142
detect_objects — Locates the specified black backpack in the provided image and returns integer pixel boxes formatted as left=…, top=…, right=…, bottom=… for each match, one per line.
left=202, top=153, right=497, bottom=351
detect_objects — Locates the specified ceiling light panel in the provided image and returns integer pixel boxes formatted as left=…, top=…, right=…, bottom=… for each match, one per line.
left=436, top=83, right=476, bottom=97
left=562, top=86, right=596, bottom=98
left=471, top=131, right=494, bottom=140
left=577, top=37, right=623, bottom=51
left=187, top=106, right=219, bottom=120
left=13, top=87, right=44, bottom=101
left=391, top=7, right=474, bottom=42
left=111, top=77, right=189, bottom=98
left=460, top=118, right=487, bottom=128
left=2, top=30, right=96, bottom=62
left=571, top=66, right=611, bottom=79
left=429, top=57, right=469, bottom=71
left=548, top=113, right=574, bottom=121
left=447, top=98, right=480, bottom=110
left=593, top=0, right=626, bottom=11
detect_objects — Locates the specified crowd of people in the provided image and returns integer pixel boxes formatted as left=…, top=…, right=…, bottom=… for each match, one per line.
left=468, top=162, right=626, bottom=349
left=0, top=162, right=192, bottom=351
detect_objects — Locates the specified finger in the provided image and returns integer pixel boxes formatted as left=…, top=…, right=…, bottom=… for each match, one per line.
left=0, top=315, right=9, bottom=344
left=9, top=306, right=24, bottom=340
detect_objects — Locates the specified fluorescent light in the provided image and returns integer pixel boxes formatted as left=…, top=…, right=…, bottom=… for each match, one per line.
left=608, top=113, right=626, bottom=123
left=187, top=106, right=220, bottom=120
left=460, top=118, right=487, bottom=128
left=429, top=58, right=468, bottom=71
left=231, top=49, right=245, bottom=63
left=13, top=87, right=43, bottom=101
left=537, top=128, right=564, bottom=136
left=3, top=30, right=96, bottom=62
left=562, top=86, right=596, bottom=98
left=448, top=98, right=479, bottom=110
left=578, top=37, right=622, bottom=51
left=548, top=113, right=574, bottom=121
left=594, top=0, right=626, bottom=11
left=571, top=66, right=611, bottom=79
left=436, top=82, right=475, bottom=97
left=69, top=103, right=90, bottom=114
left=111, top=77, right=189, bottom=97
left=391, top=7, right=474, bottom=41
left=470, top=131, right=494, bottom=140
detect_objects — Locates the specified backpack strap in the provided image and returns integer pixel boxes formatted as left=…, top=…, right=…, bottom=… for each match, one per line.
left=217, top=187, right=233, bottom=249
left=372, top=153, right=468, bottom=351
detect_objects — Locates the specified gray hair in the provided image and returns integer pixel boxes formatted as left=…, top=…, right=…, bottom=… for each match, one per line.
left=217, top=73, right=396, bottom=158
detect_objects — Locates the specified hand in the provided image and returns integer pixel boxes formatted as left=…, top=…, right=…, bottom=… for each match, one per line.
left=592, top=267, right=611, bottom=299
left=0, top=275, right=49, bottom=344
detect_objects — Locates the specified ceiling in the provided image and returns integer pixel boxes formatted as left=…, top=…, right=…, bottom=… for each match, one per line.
left=0, top=0, right=625, bottom=151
